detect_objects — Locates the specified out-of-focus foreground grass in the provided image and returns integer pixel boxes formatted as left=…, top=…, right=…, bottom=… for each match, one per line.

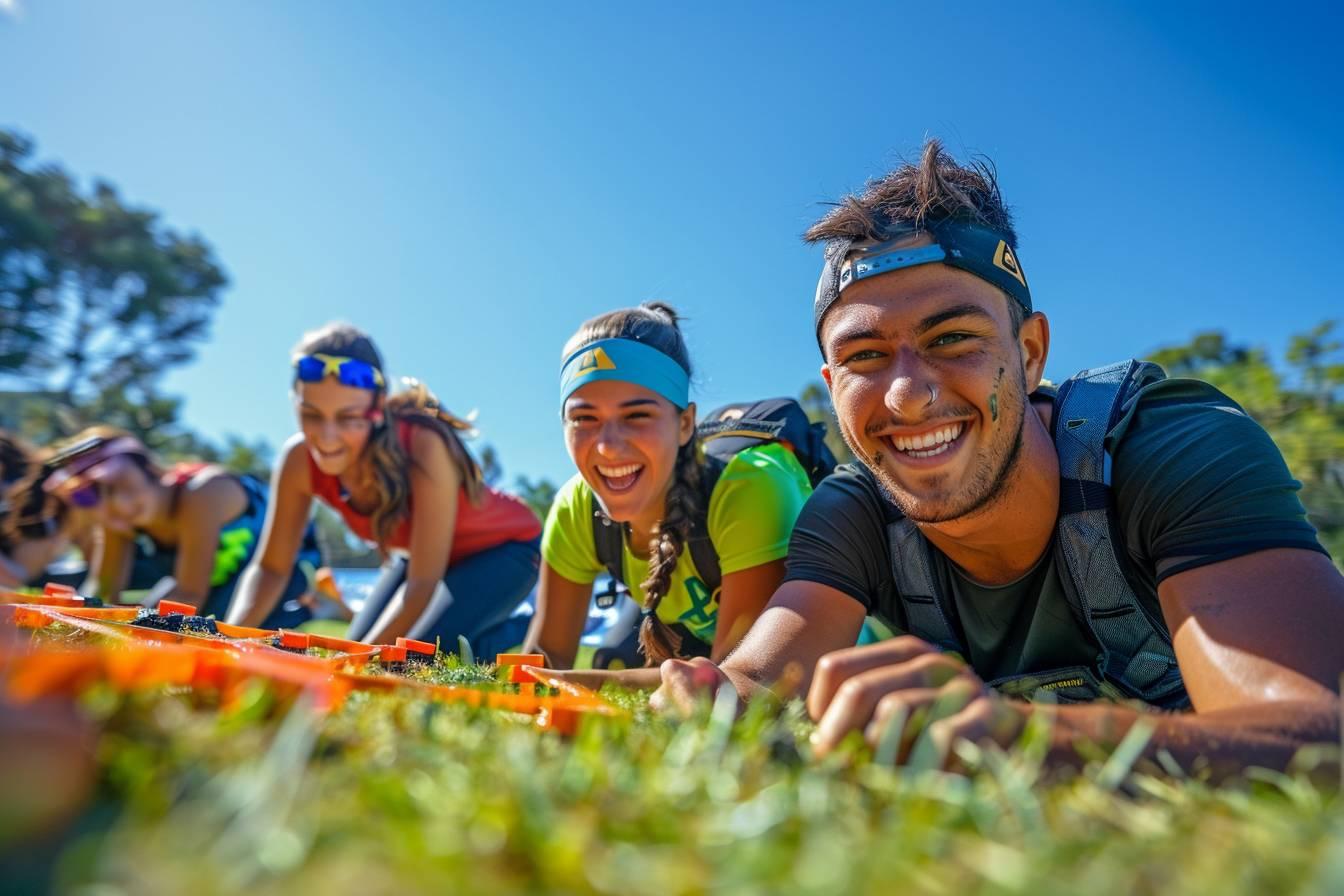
left=9, top=663, right=1344, bottom=896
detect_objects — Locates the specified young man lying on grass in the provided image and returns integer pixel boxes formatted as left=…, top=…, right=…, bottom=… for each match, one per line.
left=653, top=140, right=1344, bottom=775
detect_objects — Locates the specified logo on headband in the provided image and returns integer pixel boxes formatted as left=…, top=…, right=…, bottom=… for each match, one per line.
left=572, top=347, right=617, bottom=376
left=992, top=241, right=1028, bottom=289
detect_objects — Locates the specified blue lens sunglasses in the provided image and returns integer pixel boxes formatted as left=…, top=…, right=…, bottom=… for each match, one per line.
left=292, top=353, right=386, bottom=390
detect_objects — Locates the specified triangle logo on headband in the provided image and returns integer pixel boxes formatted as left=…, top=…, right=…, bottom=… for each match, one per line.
left=575, top=347, right=617, bottom=375
left=992, top=241, right=1028, bottom=289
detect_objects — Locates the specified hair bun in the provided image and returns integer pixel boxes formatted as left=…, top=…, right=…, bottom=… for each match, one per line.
left=639, top=301, right=682, bottom=329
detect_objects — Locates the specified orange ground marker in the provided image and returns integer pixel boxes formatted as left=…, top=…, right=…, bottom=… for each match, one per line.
left=0, top=592, right=621, bottom=734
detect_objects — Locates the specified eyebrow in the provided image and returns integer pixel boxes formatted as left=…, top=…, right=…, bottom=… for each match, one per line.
left=914, top=304, right=996, bottom=335
left=827, top=303, right=997, bottom=359
left=828, top=327, right=885, bottom=353
left=300, top=401, right=371, bottom=415
left=564, top=398, right=661, bottom=412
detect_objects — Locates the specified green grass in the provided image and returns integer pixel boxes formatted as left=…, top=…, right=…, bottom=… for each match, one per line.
left=11, top=668, right=1344, bottom=896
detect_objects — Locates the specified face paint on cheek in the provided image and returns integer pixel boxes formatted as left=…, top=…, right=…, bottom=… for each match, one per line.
left=989, top=367, right=1004, bottom=423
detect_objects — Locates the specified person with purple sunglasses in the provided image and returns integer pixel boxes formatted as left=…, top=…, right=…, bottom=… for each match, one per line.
left=6, top=427, right=317, bottom=626
left=225, top=322, right=542, bottom=654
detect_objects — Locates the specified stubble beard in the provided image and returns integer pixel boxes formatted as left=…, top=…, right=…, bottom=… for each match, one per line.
left=842, top=370, right=1029, bottom=525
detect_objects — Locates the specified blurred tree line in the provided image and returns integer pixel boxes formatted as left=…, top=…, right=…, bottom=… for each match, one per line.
left=1147, top=322, right=1344, bottom=563
left=0, top=128, right=233, bottom=460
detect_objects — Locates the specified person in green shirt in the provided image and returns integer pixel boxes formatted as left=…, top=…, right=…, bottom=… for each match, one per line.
left=653, top=140, right=1343, bottom=776
left=523, top=302, right=814, bottom=687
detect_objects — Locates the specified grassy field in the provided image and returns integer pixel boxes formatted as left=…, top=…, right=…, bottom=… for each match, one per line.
left=8, top=655, right=1344, bottom=896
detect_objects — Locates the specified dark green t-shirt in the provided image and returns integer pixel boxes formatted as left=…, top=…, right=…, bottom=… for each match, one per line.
left=783, top=376, right=1328, bottom=686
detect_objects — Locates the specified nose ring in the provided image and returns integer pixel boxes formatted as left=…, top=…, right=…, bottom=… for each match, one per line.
left=926, top=383, right=939, bottom=407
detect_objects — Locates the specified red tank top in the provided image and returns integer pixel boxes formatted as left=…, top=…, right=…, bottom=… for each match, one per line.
left=165, top=462, right=210, bottom=487
left=306, top=419, right=541, bottom=563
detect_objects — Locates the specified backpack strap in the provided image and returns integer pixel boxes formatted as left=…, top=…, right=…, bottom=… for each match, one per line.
left=590, top=491, right=627, bottom=610
left=1052, top=359, right=1186, bottom=703
left=588, top=454, right=727, bottom=608
left=686, top=455, right=725, bottom=595
left=888, top=517, right=963, bottom=653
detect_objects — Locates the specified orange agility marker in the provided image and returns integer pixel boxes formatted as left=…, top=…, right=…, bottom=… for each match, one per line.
left=277, top=630, right=311, bottom=651
left=157, top=600, right=197, bottom=616
left=1, top=601, right=621, bottom=736
left=495, top=653, right=545, bottom=667
left=396, top=637, right=436, bottom=659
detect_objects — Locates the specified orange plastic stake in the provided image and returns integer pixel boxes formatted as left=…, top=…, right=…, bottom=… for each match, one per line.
left=506, top=664, right=541, bottom=684
left=495, top=653, right=545, bottom=667
left=157, top=600, right=197, bottom=616
left=278, top=630, right=311, bottom=651
left=379, top=645, right=407, bottom=664
left=396, top=637, right=436, bottom=658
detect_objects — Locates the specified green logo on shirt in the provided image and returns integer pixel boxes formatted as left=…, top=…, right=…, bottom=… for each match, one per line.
left=678, top=576, right=717, bottom=639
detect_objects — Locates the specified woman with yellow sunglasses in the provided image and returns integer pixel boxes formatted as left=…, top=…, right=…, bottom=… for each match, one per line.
left=226, top=322, right=542, bottom=653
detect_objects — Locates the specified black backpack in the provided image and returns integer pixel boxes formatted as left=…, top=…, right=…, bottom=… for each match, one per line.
left=588, top=398, right=837, bottom=667
left=887, top=360, right=1189, bottom=708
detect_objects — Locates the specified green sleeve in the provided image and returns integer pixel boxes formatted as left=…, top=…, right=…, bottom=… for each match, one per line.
left=541, top=474, right=603, bottom=585
left=1109, top=377, right=1327, bottom=583
left=706, top=443, right=814, bottom=576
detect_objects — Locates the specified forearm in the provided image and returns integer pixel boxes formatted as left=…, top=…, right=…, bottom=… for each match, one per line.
left=1046, top=698, right=1341, bottom=777
left=225, top=564, right=289, bottom=627
left=720, top=624, right=825, bottom=703
left=362, top=576, right=440, bottom=644
left=0, top=553, right=28, bottom=589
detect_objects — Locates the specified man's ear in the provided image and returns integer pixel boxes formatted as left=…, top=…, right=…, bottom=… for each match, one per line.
left=1018, top=312, right=1051, bottom=391
left=679, top=401, right=697, bottom=446
left=820, top=362, right=833, bottom=390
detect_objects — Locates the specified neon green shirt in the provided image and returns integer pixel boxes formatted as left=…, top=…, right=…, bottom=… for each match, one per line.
left=542, top=443, right=813, bottom=645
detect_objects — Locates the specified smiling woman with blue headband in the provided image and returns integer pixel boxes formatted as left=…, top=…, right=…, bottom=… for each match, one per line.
left=523, top=302, right=816, bottom=686
left=225, top=322, right=542, bottom=652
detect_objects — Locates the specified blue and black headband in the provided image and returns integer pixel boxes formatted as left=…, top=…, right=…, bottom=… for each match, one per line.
left=813, top=217, right=1032, bottom=351
left=559, top=338, right=690, bottom=411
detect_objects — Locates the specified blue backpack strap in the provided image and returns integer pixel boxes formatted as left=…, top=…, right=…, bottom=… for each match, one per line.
left=887, top=517, right=963, bottom=653
left=1052, top=359, right=1187, bottom=704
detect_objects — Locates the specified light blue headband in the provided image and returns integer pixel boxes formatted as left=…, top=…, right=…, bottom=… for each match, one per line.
left=559, top=338, right=690, bottom=410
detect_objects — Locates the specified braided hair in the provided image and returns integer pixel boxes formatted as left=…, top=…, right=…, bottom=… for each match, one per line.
left=561, top=301, right=702, bottom=665
left=293, top=323, right=484, bottom=549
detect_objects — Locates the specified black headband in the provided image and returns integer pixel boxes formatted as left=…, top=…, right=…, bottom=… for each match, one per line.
left=813, top=217, right=1032, bottom=350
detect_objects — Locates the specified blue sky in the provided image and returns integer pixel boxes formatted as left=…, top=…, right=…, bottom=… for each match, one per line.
left=2, top=1, right=1340, bottom=484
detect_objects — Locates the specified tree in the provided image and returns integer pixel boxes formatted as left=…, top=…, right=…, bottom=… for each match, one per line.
left=799, top=381, right=855, bottom=465
left=1148, top=321, right=1344, bottom=565
left=514, top=475, right=559, bottom=522
left=0, top=128, right=228, bottom=445
left=477, top=443, right=503, bottom=487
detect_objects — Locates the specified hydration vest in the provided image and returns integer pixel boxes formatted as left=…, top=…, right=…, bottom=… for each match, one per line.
left=889, top=360, right=1190, bottom=708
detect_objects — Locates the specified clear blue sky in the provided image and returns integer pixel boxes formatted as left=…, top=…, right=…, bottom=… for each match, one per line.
left=2, top=1, right=1340, bottom=484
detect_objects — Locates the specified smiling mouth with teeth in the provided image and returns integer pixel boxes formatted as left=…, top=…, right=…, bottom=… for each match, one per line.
left=596, top=463, right=644, bottom=492
left=886, top=422, right=966, bottom=459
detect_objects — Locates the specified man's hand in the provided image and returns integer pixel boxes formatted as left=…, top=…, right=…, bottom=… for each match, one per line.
left=808, top=636, right=1028, bottom=764
left=650, top=657, right=735, bottom=716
